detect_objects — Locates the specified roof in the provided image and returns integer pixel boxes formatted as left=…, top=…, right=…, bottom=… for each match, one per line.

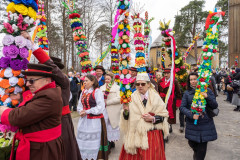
left=150, top=34, right=164, bottom=48
left=150, top=34, right=203, bottom=49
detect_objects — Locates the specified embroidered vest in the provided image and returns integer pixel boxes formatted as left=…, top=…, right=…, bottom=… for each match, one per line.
left=81, top=89, right=104, bottom=119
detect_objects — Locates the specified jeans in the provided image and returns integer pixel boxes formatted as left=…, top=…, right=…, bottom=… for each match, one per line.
left=179, top=111, right=185, bottom=127
left=227, top=91, right=233, bottom=102
left=69, top=93, right=78, bottom=111
left=188, top=140, right=208, bottom=160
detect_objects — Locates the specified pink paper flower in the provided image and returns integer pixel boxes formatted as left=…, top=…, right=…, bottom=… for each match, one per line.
left=19, top=47, right=29, bottom=58
left=26, top=40, right=33, bottom=50
left=3, top=23, right=14, bottom=34
left=175, top=68, right=180, bottom=72
left=122, top=78, right=130, bottom=84
left=2, top=35, right=15, bottom=46
left=7, top=45, right=20, bottom=58
left=15, top=36, right=27, bottom=48
left=119, top=31, right=124, bottom=37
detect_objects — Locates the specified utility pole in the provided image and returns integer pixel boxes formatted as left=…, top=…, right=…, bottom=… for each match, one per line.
left=156, top=42, right=160, bottom=68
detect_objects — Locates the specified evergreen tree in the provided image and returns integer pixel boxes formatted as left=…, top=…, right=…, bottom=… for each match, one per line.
left=173, top=0, right=208, bottom=62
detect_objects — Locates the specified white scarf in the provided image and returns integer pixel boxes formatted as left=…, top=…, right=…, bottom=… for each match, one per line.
left=120, top=87, right=169, bottom=154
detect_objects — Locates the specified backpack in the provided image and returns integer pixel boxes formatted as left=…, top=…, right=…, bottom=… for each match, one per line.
left=70, top=79, right=78, bottom=93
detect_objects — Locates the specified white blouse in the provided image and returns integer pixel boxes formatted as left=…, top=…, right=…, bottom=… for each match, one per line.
left=77, top=87, right=105, bottom=115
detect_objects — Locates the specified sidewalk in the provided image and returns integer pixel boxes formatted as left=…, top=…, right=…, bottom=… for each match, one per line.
left=72, top=93, right=240, bottom=160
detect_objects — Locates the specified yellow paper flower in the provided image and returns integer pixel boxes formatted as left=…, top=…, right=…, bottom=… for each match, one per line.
left=14, top=4, right=28, bottom=15
left=175, top=59, right=180, bottom=64
left=122, top=35, right=129, bottom=40
left=118, top=24, right=124, bottom=30
left=126, top=90, right=132, bottom=97
left=36, top=15, right=42, bottom=19
left=7, top=2, right=16, bottom=13
left=28, top=7, right=37, bottom=20
left=120, top=91, right=124, bottom=97
left=122, top=60, right=127, bottom=66
left=126, top=25, right=130, bottom=30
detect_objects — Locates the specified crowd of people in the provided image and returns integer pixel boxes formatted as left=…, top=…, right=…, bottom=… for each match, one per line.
left=59, top=62, right=238, bottom=160
left=0, top=31, right=237, bottom=160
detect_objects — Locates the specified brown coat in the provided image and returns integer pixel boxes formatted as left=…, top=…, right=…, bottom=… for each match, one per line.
left=150, top=78, right=159, bottom=92
left=158, top=78, right=182, bottom=124
left=8, top=85, right=65, bottom=160
left=33, top=47, right=81, bottom=160
left=44, top=59, right=81, bottom=160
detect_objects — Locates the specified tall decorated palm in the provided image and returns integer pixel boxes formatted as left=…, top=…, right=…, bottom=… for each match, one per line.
left=131, top=7, right=146, bottom=73
left=118, top=0, right=132, bottom=104
left=62, top=1, right=93, bottom=75
left=0, top=0, right=37, bottom=156
left=159, top=20, right=188, bottom=91
left=191, top=8, right=225, bottom=124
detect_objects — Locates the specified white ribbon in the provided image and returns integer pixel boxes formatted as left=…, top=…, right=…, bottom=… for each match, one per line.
left=165, top=35, right=175, bottom=107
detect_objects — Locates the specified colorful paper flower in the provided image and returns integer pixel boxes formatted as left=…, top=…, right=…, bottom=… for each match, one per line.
left=14, top=4, right=29, bottom=15
left=2, top=35, right=15, bottom=46
left=10, top=59, right=23, bottom=70
left=6, top=2, right=16, bottom=13
left=0, top=57, right=11, bottom=69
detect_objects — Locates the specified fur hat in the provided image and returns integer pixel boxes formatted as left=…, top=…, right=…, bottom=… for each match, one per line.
left=136, top=73, right=150, bottom=82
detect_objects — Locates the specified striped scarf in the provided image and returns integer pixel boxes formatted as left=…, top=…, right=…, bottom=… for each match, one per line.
left=104, top=80, right=114, bottom=99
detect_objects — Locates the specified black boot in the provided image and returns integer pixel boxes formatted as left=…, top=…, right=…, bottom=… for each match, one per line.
left=111, top=142, right=115, bottom=148
left=169, top=124, right=173, bottom=133
left=234, top=106, right=240, bottom=111
left=164, top=137, right=169, bottom=143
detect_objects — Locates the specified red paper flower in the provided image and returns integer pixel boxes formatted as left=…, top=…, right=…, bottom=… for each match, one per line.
left=69, top=13, right=81, bottom=19
left=203, top=48, right=208, bottom=52
left=199, top=78, right=205, bottom=82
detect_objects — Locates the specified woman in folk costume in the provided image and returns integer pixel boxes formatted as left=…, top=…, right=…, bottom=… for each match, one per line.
left=100, top=72, right=121, bottom=148
left=119, top=73, right=169, bottom=160
left=77, top=74, right=109, bottom=160
left=158, top=68, right=182, bottom=133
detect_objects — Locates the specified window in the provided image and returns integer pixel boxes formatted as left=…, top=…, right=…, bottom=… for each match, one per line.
left=156, top=50, right=161, bottom=57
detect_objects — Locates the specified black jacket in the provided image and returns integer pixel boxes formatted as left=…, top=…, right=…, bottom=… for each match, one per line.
left=180, top=88, right=218, bottom=143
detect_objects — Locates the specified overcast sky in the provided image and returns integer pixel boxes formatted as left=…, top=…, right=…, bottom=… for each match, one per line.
left=134, top=0, right=219, bottom=41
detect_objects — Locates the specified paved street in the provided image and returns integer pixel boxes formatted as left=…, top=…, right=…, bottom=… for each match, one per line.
left=72, top=93, right=240, bottom=160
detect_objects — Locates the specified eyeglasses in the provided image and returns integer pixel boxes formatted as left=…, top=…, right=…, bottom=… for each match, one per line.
left=26, top=77, right=46, bottom=85
left=136, top=83, right=146, bottom=86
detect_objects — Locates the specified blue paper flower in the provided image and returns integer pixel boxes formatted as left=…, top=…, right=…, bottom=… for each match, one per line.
left=121, top=87, right=126, bottom=92
left=31, top=0, right=38, bottom=11
left=120, top=5, right=126, bottom=10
